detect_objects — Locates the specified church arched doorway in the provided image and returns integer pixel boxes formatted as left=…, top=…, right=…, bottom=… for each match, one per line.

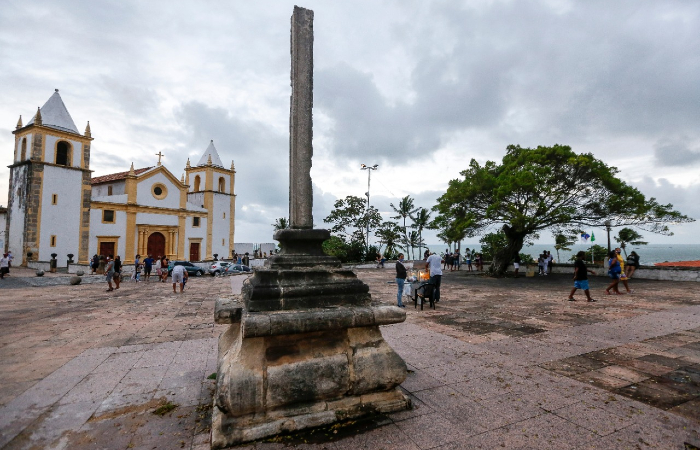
left=147, top=232, right=166, bottom=258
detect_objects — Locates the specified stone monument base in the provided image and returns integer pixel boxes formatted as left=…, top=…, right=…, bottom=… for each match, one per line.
left=211, top=304, right=410, bottom=448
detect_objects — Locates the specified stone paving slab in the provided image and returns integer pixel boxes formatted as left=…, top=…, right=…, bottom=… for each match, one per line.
left=0, top=270, right=699, bottom=449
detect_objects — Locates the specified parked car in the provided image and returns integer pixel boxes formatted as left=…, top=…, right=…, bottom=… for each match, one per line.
left=167, top=261, right=205, bottom=277
left=223, top=264, right=252, bottom=275
left=209, top=261, right=231, bottom=276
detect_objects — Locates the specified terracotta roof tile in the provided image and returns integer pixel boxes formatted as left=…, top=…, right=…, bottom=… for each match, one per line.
left=91, top=167, right=153, bottom=185
left=654, top=260, right=700, bottom=267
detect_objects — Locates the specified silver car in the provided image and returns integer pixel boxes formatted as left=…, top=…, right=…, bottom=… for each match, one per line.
left=209, top=261, right=231, bottom=276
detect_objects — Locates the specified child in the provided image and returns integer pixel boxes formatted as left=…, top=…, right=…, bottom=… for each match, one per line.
left=569, top=251, right=597, bottom=302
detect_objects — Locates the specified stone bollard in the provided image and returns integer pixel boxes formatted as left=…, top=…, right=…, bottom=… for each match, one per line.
left=76, top=270, right=85, bottom=276
left=69, top=276, right=81, bottom=285
left=36, top=270, right=44, bottom=277
left=50, top=253, right=58, bottom=273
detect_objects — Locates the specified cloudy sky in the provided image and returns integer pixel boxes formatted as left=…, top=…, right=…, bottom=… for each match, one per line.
left=1, top=0, right=699, bottom=246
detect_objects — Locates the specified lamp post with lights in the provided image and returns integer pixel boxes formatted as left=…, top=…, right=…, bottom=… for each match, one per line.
left=360, top=164, right=378, bottom=256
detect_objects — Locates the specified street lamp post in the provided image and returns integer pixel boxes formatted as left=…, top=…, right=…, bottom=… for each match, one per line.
left=604, top=220, right=612, bottom=254
left=360, top=164, right=378, bottom=256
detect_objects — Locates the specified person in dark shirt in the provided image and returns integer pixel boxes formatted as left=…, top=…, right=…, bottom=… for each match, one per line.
left=143, top=255, right=154, bottom=281
left=513, top=253, right=521, bottom=278
left=568, top=251, right=596, bottom=302
left=113, top=255, right=122, bottom=290
left=626, top=251, right=640, bottom=279
left=395, top=253, right=407, bottom=308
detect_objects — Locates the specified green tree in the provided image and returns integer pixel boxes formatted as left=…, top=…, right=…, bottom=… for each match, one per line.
left=435, top=144, right=693, bottom=275
left=553, top=232, right=577, bottom=262
left=272, top=217, right=289, bottom=231
left=479, top=231, right=508, bottom=262
left=614, top=228, right=648, bottom=257
left=324, top=195, right=382, bottom=255
left=375, top=221, right=402, bottom=257
left=410, top=207, right=433, bottom=260
left=402, top=230, right=423, bottom=260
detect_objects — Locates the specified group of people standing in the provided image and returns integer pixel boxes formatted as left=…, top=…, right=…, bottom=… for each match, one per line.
left=0, top=251, right=14, bottom=279
left=92, top=253, right=172, bottom=292
left=394, top=251, right=444, bottom=308
left=537, top=251, right=554, bottom=276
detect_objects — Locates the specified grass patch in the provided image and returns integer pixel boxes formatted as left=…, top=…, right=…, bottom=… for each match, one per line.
left=207, top=373, right=217, bottom=380
left=153, top=401, right=178, bottom=416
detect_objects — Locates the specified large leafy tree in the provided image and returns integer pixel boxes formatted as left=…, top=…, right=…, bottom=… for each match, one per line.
left=435, top=144, right=693, bottom=275
left=323, top=195, right=382, bottom=254
left=614, top=228, right=648, bottom=257
left=272, top=217, right=289, bottom=231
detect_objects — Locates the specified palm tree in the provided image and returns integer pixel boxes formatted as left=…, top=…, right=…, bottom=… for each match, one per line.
left=375, top=221, right=402, bottom=258
left=614, top=228, right=648, bottom=258
left=390, top=196, right=419, bottom=251
left=410, top=207, right=432, bottom=259
left=403, top=230, right=423, bottom=260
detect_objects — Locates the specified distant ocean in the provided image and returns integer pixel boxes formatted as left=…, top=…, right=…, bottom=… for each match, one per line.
left=424, top=243, right=700, bottom=265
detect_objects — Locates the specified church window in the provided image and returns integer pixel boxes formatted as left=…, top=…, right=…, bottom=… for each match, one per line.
left=223, top=212, right=226, bottom=219
left=21, top=138, right=27, bottom=160
left=52, top=194, right=57, bottom=205
left=107, top=186, right=113, bottom=196
left=193, top=217, right=200, bottom=227
left=194, top=175, right=201, bottom=192
left=152, top=183, right=168, bottom=200
left=50, top=235, right=57, bottom=247
left=56, top=141, right=71, bottom=166
left=103, top=210, right=115, bottom=223
left=218, top=177, right=225, bottom=192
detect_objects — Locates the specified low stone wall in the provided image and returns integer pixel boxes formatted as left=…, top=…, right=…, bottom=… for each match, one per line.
left=517, top=263, right=700, bottom=282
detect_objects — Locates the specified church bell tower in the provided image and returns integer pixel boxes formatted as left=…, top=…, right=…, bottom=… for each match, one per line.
left=6, top=90, right=93, bottom=266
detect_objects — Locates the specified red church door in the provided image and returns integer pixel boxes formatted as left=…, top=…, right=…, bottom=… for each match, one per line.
left=99, top=242, right=115, bottom=258
left=147, top=232, right=166, bottom=258
left=189, top=243, right=200, bottom=262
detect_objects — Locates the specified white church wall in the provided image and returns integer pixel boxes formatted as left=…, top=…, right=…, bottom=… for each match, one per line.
left=7, top=165, right=27, bottom=257
left=89, top=208, right=127, bottom=257
left=211, top=194, right=231, bottom=259
left=185, top=216, right=207, bottom=260
left=38, top=166, right=83, bottom=265
left=92, top=180, right=125, bottom=197
left=92, top=194, right=128, bottom=203
left=189, top=170, right=207, bottom=192
left=43, top=135, right=82, bottom=167
left=136, top=173, right=180, bottom=209
left=187, top=192, right=205, bottom=208
left=136, top=213, right=178, bottom=227
left=0, top=210, right=7, bottom=251
left=15, top=134, right=33, bottom=162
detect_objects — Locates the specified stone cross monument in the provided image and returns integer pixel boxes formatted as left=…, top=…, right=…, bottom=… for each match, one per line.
left=211, top=7, right=409, bottom=448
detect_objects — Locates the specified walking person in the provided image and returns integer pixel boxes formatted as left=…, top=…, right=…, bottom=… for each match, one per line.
left=465, top=248, right=472, bottom=272
left=113, top=255, right=122, bottom=290
left=568, top=251, right=597, bottom=302
left=454, top=250, right=461, bottom=271
left=513, top=253, right=521, bottom=278
left=154, top=256, right=162, bottom=281
left=626, top=251, right=640, bottom=279
left=0, top=253, right=9, bottom=279
left=171, top=264, right=188, bottom=294
left=615, top=248, right=633, bottom=293
left=104, top=256, right=115, bottom=292
left=7, top=251, right=13, bottom=271
left=90, top=254, right=99, bottom=274
left=160, top=257, right=169, bottom=282
left=538, top=253, right=545, bottom=276
left=605, top=250, right=622, bottom=295
left=426, top=251, right=443, bottom=303
left=395, top=253, right=407, bottom=308
left=133, top=254, right=141, bottom=282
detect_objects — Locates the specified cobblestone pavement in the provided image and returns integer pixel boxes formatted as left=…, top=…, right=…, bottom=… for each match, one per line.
left=0, top=268, right=698, bottom=449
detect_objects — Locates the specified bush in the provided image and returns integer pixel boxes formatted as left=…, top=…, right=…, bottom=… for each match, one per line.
left=569, top=244, right=608, bottom=264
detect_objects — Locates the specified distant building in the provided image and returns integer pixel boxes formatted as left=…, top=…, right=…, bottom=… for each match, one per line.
left=5, top=90, right=236, bottom=267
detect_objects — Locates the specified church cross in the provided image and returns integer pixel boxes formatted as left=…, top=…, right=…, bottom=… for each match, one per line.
left=155, top=151, right=164, bottom=166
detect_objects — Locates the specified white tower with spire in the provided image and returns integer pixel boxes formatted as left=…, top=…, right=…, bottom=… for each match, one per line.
left=6, top=90, right=93, bottom=266
left=184, top=140, right=236, bottom=260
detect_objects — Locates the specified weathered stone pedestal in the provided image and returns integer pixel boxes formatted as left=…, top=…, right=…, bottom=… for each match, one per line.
left=211, top=229, right=409, bottom=448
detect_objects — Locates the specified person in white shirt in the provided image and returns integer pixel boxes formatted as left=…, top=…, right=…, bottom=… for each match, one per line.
left=425, top=252, right=443, bottom=302
left=171, top=264, right=188, bottom=293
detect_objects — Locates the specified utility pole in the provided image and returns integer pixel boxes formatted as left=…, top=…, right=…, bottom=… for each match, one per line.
left=360, top=164, right=378, bottom=256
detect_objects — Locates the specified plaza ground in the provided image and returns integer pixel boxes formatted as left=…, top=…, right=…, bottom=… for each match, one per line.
left=0, top=268, right=698, bottom=449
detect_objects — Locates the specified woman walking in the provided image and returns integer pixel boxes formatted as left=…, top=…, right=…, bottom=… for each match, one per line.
left=605, top=250, right=622, bottom=295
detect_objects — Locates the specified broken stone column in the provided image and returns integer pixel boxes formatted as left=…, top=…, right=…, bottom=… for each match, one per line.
left=211, top=7, right=409, bottom=448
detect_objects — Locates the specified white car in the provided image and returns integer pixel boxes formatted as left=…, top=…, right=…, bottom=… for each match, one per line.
left=209, top=261, right=231, bottom=276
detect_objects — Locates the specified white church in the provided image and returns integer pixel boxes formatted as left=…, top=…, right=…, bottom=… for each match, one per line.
left=3, top=90, right=237, bottom=268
